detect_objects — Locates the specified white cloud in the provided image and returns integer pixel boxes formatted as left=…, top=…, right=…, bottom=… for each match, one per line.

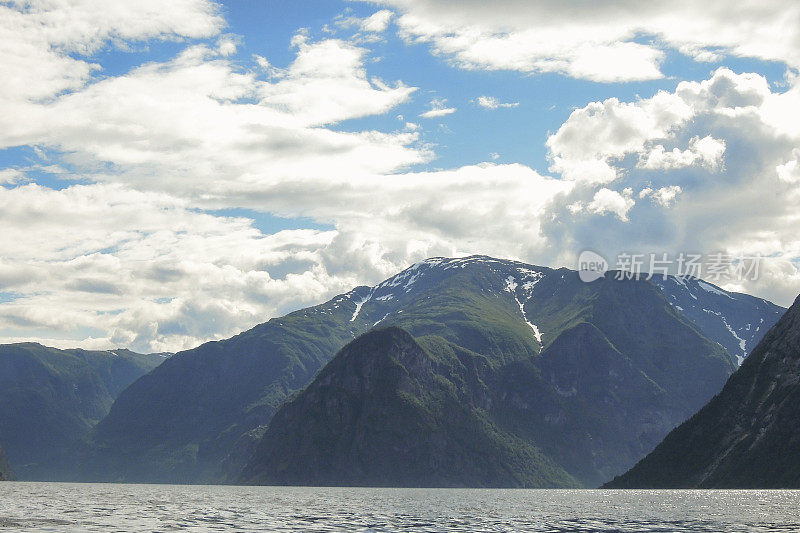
left=777, top=149, right=800, bottom=184
left=216, top=35, right=239, bottom=56
left=639, top=136, right=726, bottom=171
left=1, top=36, right=426, bottom=210
left=0, top=183, right=349, bottom=352
left=377, top=0, right=800, bottom=81
left=0, top=163, right=573, bottom=351
left=336, top=9, right=394, bottom=34
left=258, top=36, right=417, bottom=126
left=0, top=1, right=432, bottom=350
left=540, top=68, right=800, bottom=306
left=639, top=185, right=683, bottom=207
left=6, top=0, right=800, bottom=351
left=587, top=187, right=635, bottom=221
left=0, top=169, right=26, bottom=185
left=476, top=96, right=519, bottom=109
left=0, top=0, right=222, bottom=102
left=361, top=10, right=394, bottom=33
left=546, top=92, right=693, bottom=183
left=419, top=98, right=456, bottom=118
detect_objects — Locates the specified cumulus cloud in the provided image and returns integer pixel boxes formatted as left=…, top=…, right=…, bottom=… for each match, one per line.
left=540, top=68, right=800, bottom=306
left=0, top=2, right=572, bottom=350
left=587, top=187, right=635, bottom=221
left=258, top=35, right=417, bottom=126
left=0, top=0, right=430, bottom=350
left=776, top=149, right=800, bottom=184
left=639, top=185, right=683, bottom=207
left=0, top=183, right=349, bottom=352
left=0, top=163, right=572, bottom=351
left=639, top=136, right=726, bottom=171
left=376, top=0, right=800, bottom=81
left=547, top=92, right=694, bottom=183
left=5, top=0, right=800, bottom=352
left=0, top=169, right=26, bottom=185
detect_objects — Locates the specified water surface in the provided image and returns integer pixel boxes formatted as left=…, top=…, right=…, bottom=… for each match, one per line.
left=1, top=483, right=798, bottom=532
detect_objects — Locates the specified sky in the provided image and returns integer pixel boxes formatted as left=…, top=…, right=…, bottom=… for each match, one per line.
left=2, top=0, right=800, bottom=353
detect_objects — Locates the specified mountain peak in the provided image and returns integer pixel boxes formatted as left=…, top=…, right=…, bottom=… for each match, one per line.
left=88, top=254, right=784, bottom=485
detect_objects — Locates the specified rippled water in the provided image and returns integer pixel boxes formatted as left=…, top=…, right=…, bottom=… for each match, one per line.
left=1, top=483, right=799, bottom=532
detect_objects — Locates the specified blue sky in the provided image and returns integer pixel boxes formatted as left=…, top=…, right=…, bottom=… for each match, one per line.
left=1, top=0, right=800, bottom=351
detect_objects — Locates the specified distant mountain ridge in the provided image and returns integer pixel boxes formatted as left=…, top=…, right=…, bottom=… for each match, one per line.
left=0, top=255, right=778, bottom=485
left=91, top=255, right=783, bottom=486
left=0, top=343, right=165, bottom=479
left=605, top=292, right=800, bottom=488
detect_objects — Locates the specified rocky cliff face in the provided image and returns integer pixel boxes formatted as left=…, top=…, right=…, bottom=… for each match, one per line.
left=606, top=294, right=800, bottom=488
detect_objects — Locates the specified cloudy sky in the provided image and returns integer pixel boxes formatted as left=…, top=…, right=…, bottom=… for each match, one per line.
left=2, top=0, right=800, bottom=352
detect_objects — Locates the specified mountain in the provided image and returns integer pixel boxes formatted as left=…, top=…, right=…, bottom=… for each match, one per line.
left=90, top=315, right=363, bottom=483
left=605, top=293, right=800, bottom=488
left=91, top=256, right=782, bottom=485
left=0, top=343, right=165, bottom=479
left=0, top=442, right=13, bottom=481
left=653, top=276, right=784, bottom=365
left=242, top=327, right=578, bottom=488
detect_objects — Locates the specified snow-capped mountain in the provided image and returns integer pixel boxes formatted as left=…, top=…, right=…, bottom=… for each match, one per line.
left=343, top=256, right=550, bottom=346
left=93, top=255, right=784, bottom=486
left=654, top=276, right=784, bottom=365
left=322, top=256, right=783, bottom=365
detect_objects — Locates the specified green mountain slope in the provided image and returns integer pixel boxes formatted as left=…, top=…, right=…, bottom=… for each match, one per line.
left=241, top=271, right=735, bottom=487
left=491, top=274, right=735, bottom=487
left=91, top=314, right=363, bottom=482
left=605, top=294, right=800, bottom=488
left=242, top=327, right=579, bottom=488
left=0, top=343, right=164, bottom=480
left=91, top=258, right=548, bottom=483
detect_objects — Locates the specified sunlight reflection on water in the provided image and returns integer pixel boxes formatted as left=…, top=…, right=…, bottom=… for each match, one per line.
left=1, top=483, right=799, bottom=532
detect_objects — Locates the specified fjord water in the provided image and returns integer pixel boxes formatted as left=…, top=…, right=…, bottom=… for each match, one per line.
left=1, top=483, right=799, bottom=532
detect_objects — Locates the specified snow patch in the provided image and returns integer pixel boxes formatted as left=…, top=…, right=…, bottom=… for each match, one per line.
left=703, top=308, right=747, bottom=365
left=697, top=280, right=734, bottom=299
left=350, top=290, right=373, bottom=322
left=673, top=276, right=689, bottom=290
left=403, top=271, right=421, bottom=292
left=670, top=276, right=698, bottom=300
left=505, top=275, right=543, bottom=347
left=504, top=276, right=518, bottom=292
